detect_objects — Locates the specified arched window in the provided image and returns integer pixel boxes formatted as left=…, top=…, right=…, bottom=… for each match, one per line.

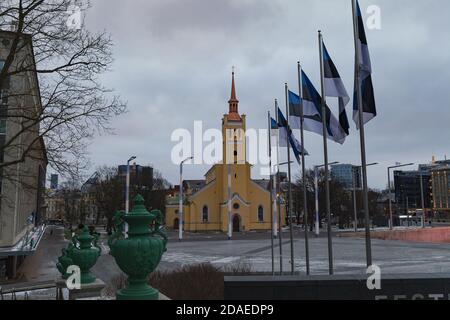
left=258, top=205, right=264, bottom=222
left=202, top=205, right=209, bottom=223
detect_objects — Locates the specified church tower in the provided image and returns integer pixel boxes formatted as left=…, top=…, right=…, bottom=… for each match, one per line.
left=222, top=71, right=247, bottom=165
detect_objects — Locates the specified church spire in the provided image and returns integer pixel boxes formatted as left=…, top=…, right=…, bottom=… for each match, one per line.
left=228, top=69, right=241, bottom=121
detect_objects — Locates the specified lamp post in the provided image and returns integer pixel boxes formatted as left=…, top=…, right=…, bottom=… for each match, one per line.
left=125, top=156, right=137, bottom=236
left=314, top=162, right=339, bottom=237
left=179, top=156, right=193, bottom=241
left=352, top=163, right=378, bottom=232
left=125, top=156, right=137, bottom=214
left=387, top=163, right=414, bottom=230
left=419, top=171, right=426, bottom=228
left=278, top=160, right=293, bottom=274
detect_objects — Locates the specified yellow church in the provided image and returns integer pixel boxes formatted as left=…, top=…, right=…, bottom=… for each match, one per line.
left=165, top=73, right=286, bottom=233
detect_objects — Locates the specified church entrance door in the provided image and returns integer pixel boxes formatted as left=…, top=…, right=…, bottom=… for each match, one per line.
left=233, top=214, right=241, bottom=232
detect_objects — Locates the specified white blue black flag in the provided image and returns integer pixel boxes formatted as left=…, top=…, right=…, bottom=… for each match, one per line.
left=353, top=0, right=376, bottom=129
left=277, top=107, right=308, bottom=162
left=277, top=107, right=290, bottom=148
left=322, top=42, right=350, bottom=135
left=289, top=134, right=309, bottom=165
left=290, top=71, right=347, bottom=145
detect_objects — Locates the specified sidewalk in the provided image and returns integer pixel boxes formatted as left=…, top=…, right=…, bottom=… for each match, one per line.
left=16, top=226, right=68, bottom=283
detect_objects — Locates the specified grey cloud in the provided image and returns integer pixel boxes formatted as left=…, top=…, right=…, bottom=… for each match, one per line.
left=82, top=0, right=450, bottom=189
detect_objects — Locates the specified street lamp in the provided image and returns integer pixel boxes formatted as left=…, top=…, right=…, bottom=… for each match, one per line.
left=276, top=160, right=295, bottom=274
left=125, top=156, right=137, bottom=237
left=125, top=156, right=137, bottom=214
left=387, top=163, right=414, bottom=230
left=314, top=162, right=339, bottom=237
left=352, top=162, right=378, bottom=232
left=278, top=160, right=294, bottom=224
left=179, top=156, right=193, bottom=241
left=419, top=171, right=425, bottom=229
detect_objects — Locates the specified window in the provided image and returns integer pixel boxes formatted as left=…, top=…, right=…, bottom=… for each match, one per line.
left=258, top=205, right=264, bottom=222
left=0, top=119, right=6, bottom=135
left=0, top=59, right=10, bottom=90
left=202, top=205, right=208, bottom=223
left=0, top=90, right=8, bottom=105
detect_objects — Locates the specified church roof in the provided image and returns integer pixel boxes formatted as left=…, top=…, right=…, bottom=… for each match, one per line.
left=183, top=180, right=207, bottom=193
left=252, top=179, right=270, bottom=191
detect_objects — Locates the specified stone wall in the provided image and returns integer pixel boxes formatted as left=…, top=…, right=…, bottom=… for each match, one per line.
left=339, top=227, right=450, bottom=243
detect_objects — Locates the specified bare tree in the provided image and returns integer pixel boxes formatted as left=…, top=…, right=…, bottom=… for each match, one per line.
left=0, top=0, right=127, bottom=182
left=59, top=175, right=82, bottom=227
left=92, top=166, right=122, bottom=234
left=294, top=169, right=352, bottom=230
left=141, top=169, right=171, bottom=218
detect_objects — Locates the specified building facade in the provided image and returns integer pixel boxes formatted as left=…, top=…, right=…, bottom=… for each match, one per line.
left=118, top=164, right=153, bottom=197
left=44, top=189, right=66, bottom=221
left=394, top=166, right=432, bottom=215
left=165, top=73, right=285, bottom=233
left=330, top=164, right=361, bottom=190
left=0, top=31, right=47, bottom=279
left=431, top=163, right=450, bottom=212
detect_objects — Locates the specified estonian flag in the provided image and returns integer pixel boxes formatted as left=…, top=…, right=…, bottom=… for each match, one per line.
left=353, top=0, right=376, bottom=129
left=270, top=117, right=278, bottom=133
left=322, top=42, right=350, bottom=135
left=277, top=107, right=289, bottom=148
left=289, top=134, right=309, bottom=164
left=290, top=71, right=347, bottom=145
left=277, top=107, right=308, bottom=162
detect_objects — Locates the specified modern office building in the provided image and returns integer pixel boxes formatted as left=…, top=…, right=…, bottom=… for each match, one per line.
left=430, top=161, right=450, bottom=212
left=330, top=164, right=361, bottom=190
left=394, top=169, right=431, bottom=214
left=117, top=164, right=153, bottom=192
left=0, top=30, right=47, bottom=279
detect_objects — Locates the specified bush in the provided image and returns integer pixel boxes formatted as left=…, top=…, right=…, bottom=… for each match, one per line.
left=104, top=262, right=252, bottom=300
left=63, top=229, right=73, bottom=240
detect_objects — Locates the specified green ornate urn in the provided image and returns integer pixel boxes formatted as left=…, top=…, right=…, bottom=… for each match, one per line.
left=71, top=226, right=102, bottom=284
left=108, top=195, right=167, bottom=300
left=57, top=226, right=102, bottom=284
left=56, top=243, right=74, bottom=279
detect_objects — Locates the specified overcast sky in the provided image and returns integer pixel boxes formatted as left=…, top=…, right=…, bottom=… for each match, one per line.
left=80, top=0, right=450, bottom=189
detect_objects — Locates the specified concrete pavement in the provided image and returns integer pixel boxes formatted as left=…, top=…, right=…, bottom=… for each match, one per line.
left=8, top=226, right=450, bottom=288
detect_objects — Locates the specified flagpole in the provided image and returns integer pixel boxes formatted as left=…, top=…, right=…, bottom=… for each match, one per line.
left=285, top=83, right=295, bottom=275
left=268, top=111, right=275, bottom=276
left=228, top=163, right=232, bottom=240
left=275, top=99, right=283, bottom=274
left=352, top=0, right=372, bottom=267
left=318, top=30, right=334, bottom=275
left=297, top=62, right=310, bottom=275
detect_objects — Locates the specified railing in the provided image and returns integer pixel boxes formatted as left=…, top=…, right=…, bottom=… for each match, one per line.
left=0, top=280, right=56, bottom=300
